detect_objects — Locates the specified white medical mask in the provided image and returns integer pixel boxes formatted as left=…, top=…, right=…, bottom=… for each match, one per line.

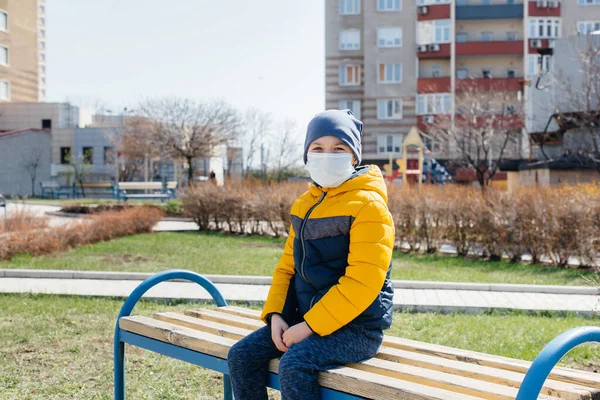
left=305, top=152, right=355, bottom=188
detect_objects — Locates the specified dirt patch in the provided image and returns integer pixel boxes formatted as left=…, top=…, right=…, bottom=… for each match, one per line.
left=77, top=253, right=152, bottom=264
left=238, top=242, right=282, bottom=250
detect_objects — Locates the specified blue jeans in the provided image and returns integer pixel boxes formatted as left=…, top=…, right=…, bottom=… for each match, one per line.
left=227, top=323, right=383, bottom=400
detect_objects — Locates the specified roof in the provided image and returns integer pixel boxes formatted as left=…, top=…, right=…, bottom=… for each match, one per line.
left=519, top=154, right=598, bottom=171
left=0, top=128, right=50, bottom=139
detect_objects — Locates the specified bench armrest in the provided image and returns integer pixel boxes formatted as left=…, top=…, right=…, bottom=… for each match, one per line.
left=516, top=326, right=600, bottom=399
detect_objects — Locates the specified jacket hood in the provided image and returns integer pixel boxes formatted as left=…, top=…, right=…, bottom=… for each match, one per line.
left=309, top=165, right=388, bottom=203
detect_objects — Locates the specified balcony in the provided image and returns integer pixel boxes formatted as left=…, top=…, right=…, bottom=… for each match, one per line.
left=417, top=43, right=451, bottom=59
left=456, top=40, right=524, bottom=57
left=456, top=77, right=524, bottom=92
left=418, top=77, right=451, bottom=93
left=417, top=4, right=451, bottom=21
left=456, top=4, right=523, bottom=20
left=529, top=1, right=560, bottom=17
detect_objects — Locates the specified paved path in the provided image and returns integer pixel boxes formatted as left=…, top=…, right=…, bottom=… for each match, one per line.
left=1, top=274, right=598, bottom=317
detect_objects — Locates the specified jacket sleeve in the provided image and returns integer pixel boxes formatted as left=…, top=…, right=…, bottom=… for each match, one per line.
left=260, top=224, right=296, bottom=323
left=303, top=200, right=394, bottom=336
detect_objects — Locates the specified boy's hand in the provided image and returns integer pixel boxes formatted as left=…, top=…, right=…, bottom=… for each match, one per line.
left=270, top=314, right=289, bottom=352
left=282, top=322, right=313, bottom=348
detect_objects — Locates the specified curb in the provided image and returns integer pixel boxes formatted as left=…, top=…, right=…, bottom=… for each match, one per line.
left=1, top=269, right=598, bottom=295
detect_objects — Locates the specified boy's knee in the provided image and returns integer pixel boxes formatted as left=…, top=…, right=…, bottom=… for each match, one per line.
left=227, top=341, right=247, bottom=370
left=278, top=349, right=311, bottom=376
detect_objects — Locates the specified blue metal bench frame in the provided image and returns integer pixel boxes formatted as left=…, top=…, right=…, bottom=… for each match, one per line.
left=114, top=270, right=600, bottom=400
left=0, top=193, right=6, bottom=217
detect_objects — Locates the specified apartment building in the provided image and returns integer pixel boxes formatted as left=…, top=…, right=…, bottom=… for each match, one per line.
left=326, top=0, right=600, bottom=166
left=0, top=0, right=44, bottom=103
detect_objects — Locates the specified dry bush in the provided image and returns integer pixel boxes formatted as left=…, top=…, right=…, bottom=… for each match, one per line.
left=0, top=206, right=163, bottom=261
left=0, top=208, right=49, bottom=234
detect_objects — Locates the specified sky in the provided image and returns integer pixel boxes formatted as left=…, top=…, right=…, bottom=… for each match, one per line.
left=46, top=0, right=325, bottom=127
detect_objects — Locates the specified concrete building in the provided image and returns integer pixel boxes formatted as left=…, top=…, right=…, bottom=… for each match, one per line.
left=0, top=0, right=44, bottom=103
left=326, top=0, right=600, bottom=171
left=0, top=128, right=51, bottom=196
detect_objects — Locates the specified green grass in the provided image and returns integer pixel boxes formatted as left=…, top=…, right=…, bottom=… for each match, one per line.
left=1, top=232, right=596, bottom=286
left=0, top=294, right=598, bottom=399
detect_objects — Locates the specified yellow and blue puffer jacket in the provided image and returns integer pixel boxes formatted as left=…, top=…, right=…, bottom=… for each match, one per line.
left=260, top=165, right=395, bottom=337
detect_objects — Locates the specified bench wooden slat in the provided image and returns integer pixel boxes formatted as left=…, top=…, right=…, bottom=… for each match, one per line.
left=161, top=311, right=589, bottom=400
left=121, top=315, right=486, bottom=400
left=215, top=308, right=600, bottom=391
left=185, top=309, right=264, bottom=330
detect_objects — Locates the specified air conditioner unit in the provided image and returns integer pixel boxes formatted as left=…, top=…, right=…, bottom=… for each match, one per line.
left=428, top=43, right=441, bottom=52
left=418, top=44, right=429, bottom=52
left=536, top=0, right=548, bottom=7
left=424, top=115, right=435, bottom=124
left=548, top=0, right=559, bottom=8
left=418, top=6, right=428, bottom=14
left=530, top=39, right=543, bottom=48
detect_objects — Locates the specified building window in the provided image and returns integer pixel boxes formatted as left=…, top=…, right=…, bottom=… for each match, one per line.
left=0, top=12, right=7, bottom=31
left=39, top=28, right=45, bottom=37
left=456, top=68, right=469, bottom=79
left=507, top=69, right=516, bottom=78
left=528, top=18, right=561, bottom=39
left=378, top=27, right=402, bottom=47
left=527, top=54, right=550, bottom=76
left=39, top=17, right=45, bottom=26
left=578, top=21, right=600, bottom=35
left=417, top=93, right=452, bottom=115
left=60, top=147, right=71, bottom=164
left=481, top=32, right=493, bottom=41
left=339, top=100, right=361, bottom=119
left=340, top=0, right=360, bottom=15
left=340, top=30, right=360, bottom=50
left=506, top=32, right=518, bottom=41
left=339, top=64, right=361, bottom=86
left=104, top=147, right=115, bottom=165
left=40, top=65, right=46, bottom=74
left=377, top=99, right=403, bottom=120
left=42, top=119, right=51, bottom=129
left=0, top=80, right=8, bottom=101
left=39, top=5, right=45, bottom=14
left=0, top=46, right=7, bottom=66
left=432, top=64, right=441, bottom=78
left=40, top=89, right=46, bottom=98
left=482, top=69, right=492, bottom=78
left=579, top=0, right=600, bottom=4
left=378, top=0, right=401, bottom=11
left=82, top=147, right=94, bottom=164
left=435, top=20, right=452, bottom=43
left=40, top=53, right=45, bottom=62
left=378, top=63, right=402, bottom=83
left=456, top=32, right=468, bottom=42
left=377, top=134, right=403, bottom=154
left=40, top=41, right=46, bottom=50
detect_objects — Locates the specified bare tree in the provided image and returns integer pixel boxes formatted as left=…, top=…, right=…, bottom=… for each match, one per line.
left=68, top=150, right=93, bottom=198
left=139, top=98, right=242, bottom=186
left=242, top=108, right=272, bottom=178
left=22, top=147, right=44, bottom=196
left=429, top=80, right=523, bottom=192
left=271, top=119, right=302, bottom=182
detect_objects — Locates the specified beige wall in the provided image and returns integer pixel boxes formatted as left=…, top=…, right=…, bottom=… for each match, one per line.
left=0, top=0, right=39, bottom=102
left=561, top=2, right=600, bottom=37
left=456, top=56, right=524, bottom=78
left=456, top=20, right=524, bottom=42
left=419, top=60, right=451, bottom=78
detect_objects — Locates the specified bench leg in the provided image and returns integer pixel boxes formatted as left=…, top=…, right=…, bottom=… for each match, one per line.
left=223, top=374, right=233, bottom=400
left=114, top=341, right=126, bottom=400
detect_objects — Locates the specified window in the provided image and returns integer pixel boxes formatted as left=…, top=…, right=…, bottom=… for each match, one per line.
left=435, top=20, right=451, bottom=43
left=506, top=32, right=518, bottom=41
left=39, top=17, right=45, bottom=25
left=528, top=18, right=561, bottom=39
left=456, top=68, right=469, bottom=79
left=39, top=5, right=45, bottom=14
left=39, top=28, right=45, bottom=37
left=340, top=0, right=360, bottom=15
left=378, top=0, right=401, bottom=11
left=456, top=32, right=468, bottom=42
left=339, top=100, right=361, bottom=119
left=104, top=147, right=115, bottom=165
left=527, top=54, right=550, bottom=76
left=339, top=64, right=361, bottom=86
left=482, top=69, right=492, bottom=78
left=41, top=119, right=51, bottom=129
left=378, top=63, right=402, bottom=83
left=579, top=0, right=600, bottom=4
left=60, top=147, right=71, bottom=164
left=40, top=53, right=45, bottom=62
left=417, top=93, right=452, bottom=115
left=377, top=99, right=403, bottom=120
left=0, top=80, right=8, bottom=100
left=340, top=30, right=360, bottom=50
left=40, top=41, right=45, bottom=50
left=0, top=12, right=7, bottom=31
left=432, top=64, right=441, bottom=78
left=82, top=147, right=94, bottom=164
left=40, top=65, right=46, bottom=74
left=0, top=46, right=7, bottom=66
left=507, top=69, right=516, bottom=78
left=40, top=77, right=46, bottom=85
left=481, top=32, right=493, bottom=41
left=577, top=21, right=600, bottom=35
left=378, top=27, right=402, bottom=47
left=377, top=135, right=403, bottom=154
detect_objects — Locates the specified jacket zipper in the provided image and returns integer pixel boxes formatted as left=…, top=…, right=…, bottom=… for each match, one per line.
left=299, top=191, right=326, bottom=284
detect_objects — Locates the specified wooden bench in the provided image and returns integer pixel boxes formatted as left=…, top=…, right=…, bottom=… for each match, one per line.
left=73, top=182, right=114, bottom=198
left=39, top=181, right=73, bottom=199
left=115, top=181, right=177, bottom=203
left=114, top=270, right=600, bottom=400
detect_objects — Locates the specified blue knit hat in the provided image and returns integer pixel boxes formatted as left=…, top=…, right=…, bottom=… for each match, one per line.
left=303, top=109, right=363, bottom=165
